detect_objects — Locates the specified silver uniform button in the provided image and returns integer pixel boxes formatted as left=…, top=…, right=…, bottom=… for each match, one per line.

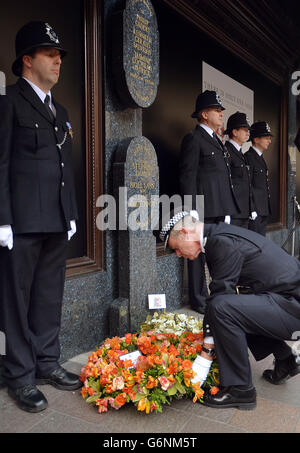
left=61, top=182, right=65, bottom=187
left=61, top=162, right=65, bottom=168
left=55, top=126, right=58, bottom=132
left=35, top=123, right=39, bottom=128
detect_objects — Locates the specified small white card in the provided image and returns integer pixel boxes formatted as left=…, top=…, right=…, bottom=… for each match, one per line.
left=119, top=350, right=142, bottom=369
left=191, top=355, right=204, bottom=384
left=148, top=294, right=166, bottom=310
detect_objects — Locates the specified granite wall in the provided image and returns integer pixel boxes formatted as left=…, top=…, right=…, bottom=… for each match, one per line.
left=59, top=0, right=184, bottom=361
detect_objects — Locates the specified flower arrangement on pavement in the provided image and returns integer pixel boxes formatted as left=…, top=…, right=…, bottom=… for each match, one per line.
left=80, top=312, right=219, bottom=414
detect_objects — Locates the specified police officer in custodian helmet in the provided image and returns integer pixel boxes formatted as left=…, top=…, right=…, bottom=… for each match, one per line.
left=0, top=21, right=81, bottom=412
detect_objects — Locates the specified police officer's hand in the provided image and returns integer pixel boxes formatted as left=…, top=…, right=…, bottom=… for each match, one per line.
left=0, top=225, right=13, bottom=250
left=250, top=211, right=258, bottom=221
left=68, top=220, right=76, bottom=241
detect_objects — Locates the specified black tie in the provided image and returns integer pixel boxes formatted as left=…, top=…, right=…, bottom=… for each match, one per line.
left=212, top=132, right=222, bottom=147
left=44, top=94, right=55, bottom=122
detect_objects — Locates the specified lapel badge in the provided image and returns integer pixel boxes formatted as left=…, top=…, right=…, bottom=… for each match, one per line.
left=66, top=121, right=73, bottom=139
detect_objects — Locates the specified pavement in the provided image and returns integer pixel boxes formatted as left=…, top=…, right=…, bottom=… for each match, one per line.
left=1, top=307, right=300, bottom=434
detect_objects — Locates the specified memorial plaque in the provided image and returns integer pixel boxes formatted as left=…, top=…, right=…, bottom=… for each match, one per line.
left=111, top=136, right=159, bottom=334
left=112, top=0, right=159, bottom=108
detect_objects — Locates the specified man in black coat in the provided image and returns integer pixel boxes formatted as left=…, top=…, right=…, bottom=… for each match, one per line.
left=245, top=122, right=272, bottom=236
left=224, top=112, right=257, bottom=229
left=157, top=211, right=300, bottom=410
left=0, top=21, right=81, bottom=413
left=179, top=91, right=240, bottom=314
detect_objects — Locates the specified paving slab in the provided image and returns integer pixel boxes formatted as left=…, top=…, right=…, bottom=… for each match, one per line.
left=179, top=413, right=248, bottom=433
left=229, top=397, right=300, bottom=433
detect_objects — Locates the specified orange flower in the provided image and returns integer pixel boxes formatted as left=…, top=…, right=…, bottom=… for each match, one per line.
left=115, top=392, right=127, bottom=407
left=154, top=355, right=163, bottom=365
left=134, top=370, right=145, bottom=384
left=81, top=387, right=88, bottom=398
left=105, top=384, right=115, bottom=394
left=168, top=344, right=179, bottom=356
left=186, top=332, right=195, bottom=342
left=96, top=398, right=108, bottom=413
left=146, top=376, right=158, bottom=389
left=136, top=355, right=151, bottom=372
left=125, top=333, right=132, bottom=344
left=182, top=359, right=193, bottom=369
left=150, top=401, right=158, bottom=413
left=210, top=386, right=219, bottom=395
left=137, top=398, right=147, bottom=412
left=192, top=383, right=205, bottom=402
left=87, top=387, right=95, bottom=396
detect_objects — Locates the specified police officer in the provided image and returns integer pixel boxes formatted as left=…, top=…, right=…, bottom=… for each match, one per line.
left=0, top=21, right=81, bottom=412
left=224, top=112, right=257, bottom=229
left=245, top=122, right=272, bottom=236
left=179, top=90, right=240, bottom=313
left=156, top=211, right=300, bottom=410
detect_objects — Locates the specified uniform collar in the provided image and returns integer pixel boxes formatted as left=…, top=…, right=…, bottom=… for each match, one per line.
left=252, top=146, right=263, bottom=156
left=22, top=77, right=52, bottom=106
left=229, top=139, right=242, bottom=152
left=199, top=123, right=214, bottom=137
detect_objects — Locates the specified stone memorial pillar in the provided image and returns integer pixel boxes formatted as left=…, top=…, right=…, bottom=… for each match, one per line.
left=110, top=137, right=159, bottom=335
left=109, top=0, right=160, bottom=336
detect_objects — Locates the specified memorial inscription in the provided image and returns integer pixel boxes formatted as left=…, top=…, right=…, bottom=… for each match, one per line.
left=112, top=0, right=159, bottom=108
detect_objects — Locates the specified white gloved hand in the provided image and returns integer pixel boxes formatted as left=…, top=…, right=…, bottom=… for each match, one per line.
left=224, top=215, right=231, bottom=224
left=68, top=220, right=77, bottom=241
left=250, top=211, right=258, bottom=220
left=0, top=225, right=13, bottom=250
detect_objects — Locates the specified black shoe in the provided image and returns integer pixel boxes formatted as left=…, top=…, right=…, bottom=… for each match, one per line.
left=191, top=306, right=205, bottom=315
left=203, top=386, right=257, bottom=410
left=8, top=384, right=48, bottom=413
left=263, top=354, right=300, bottom=385
left=36, top=366, right=82, bottom=390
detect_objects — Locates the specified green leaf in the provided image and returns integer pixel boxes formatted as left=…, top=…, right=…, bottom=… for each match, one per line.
left=86, top=395, right=99, bottom=404
left=167, top=385, right=178, bottom=396
left=175, top=381, right=186, bottom=394
left=133, top=392, right=147, bottom=402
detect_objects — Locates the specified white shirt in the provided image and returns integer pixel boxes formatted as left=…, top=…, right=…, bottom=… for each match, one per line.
left=199, top=123, right=215, bottom=138
left=22, top=77, right=55, bottom=113
left=229, top=139, right=242, bottom=152
left=252, top=146, right=262, bottom=157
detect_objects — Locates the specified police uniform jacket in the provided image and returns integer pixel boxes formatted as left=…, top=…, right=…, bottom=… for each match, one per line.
left=225, top=141, right=255, bottom=218
left=0, top=78, right=78, bottom=233
left=203, top=222, right=300, bottom=322
left=179, top=125, right=240, bottom=218
left=244, top=146, right=271, bottom=216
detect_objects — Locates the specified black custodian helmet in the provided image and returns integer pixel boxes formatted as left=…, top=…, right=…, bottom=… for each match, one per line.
left=12, top=21, right=67, bottom=76
left=191, top=90, right=225, bottom=118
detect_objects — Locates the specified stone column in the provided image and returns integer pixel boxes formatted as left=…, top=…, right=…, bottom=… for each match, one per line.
left=110, top=137, right=159, bottom=335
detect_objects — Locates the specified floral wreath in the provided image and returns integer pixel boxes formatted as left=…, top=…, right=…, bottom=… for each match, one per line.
left=80, top=312, right=219, bottom=414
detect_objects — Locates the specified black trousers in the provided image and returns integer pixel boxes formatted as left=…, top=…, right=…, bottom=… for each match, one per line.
left=203, top=293, right=300, bottom=387
left=187, top=217, right=225, bottom=311
left=248, top=215, right=268, bottom=236
left=0, top=233, right=68, bottom=389
left=231, top=217, right=249, bottom=229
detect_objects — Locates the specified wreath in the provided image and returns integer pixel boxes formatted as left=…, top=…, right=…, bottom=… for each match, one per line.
left=80, top=312, right=219, bottom=414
